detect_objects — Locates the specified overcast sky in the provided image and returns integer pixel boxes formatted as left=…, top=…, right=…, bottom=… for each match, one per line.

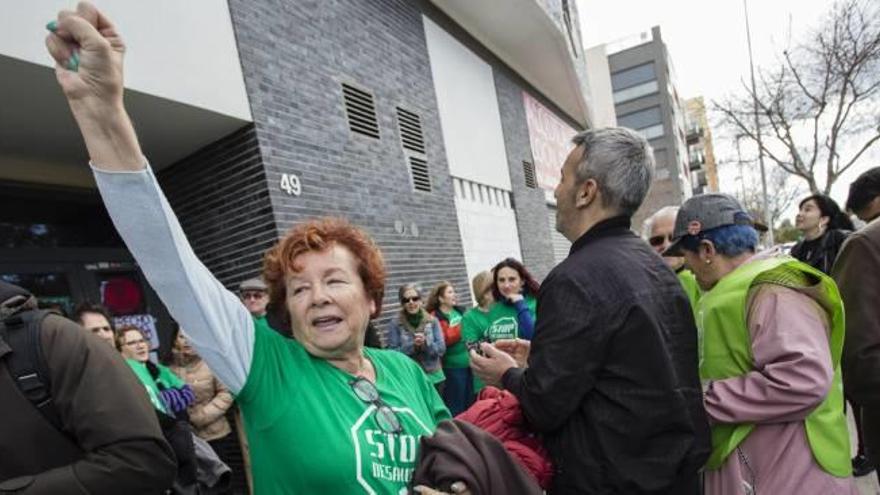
left=576, top=0, right=875, bottom=217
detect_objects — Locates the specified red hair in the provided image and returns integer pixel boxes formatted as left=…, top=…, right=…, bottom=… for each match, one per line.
left=263, top=218, right=386, bottom=321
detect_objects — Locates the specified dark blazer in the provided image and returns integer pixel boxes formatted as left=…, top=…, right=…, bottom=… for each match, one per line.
left=504, top=216, right=710, bottom=494
left=833, top=218, right=880, bottom=463
left=0, top=282, right=175, bottom=494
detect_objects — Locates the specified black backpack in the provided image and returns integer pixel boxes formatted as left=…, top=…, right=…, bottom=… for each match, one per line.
left=0, top=309, right=63, bottom=431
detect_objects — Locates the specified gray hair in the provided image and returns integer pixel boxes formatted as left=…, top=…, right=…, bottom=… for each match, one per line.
left=642, top=205, right=679, bottom=239
left=571, top=128, right=655, bottom=217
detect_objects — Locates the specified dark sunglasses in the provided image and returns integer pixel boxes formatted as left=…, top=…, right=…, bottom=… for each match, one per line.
left=401, top=296, right=420, bottom=303
left=649, top=234, right=672, bottom=247
left=349, top=377, right=403, bottom=434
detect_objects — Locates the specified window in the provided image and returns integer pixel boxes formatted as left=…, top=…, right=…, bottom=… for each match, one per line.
left=617, top=106, right=662, bottom=130
left=0, top=188, right=123, bottom=248
left=613, top=80, right=658, bottom=104
left=640, top=125, right=665, bottom=140
left=610, top=63, right=656, bottom=91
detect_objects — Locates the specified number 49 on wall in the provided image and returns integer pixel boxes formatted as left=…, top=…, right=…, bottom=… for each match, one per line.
left=280, top=173, right=302, bottom=196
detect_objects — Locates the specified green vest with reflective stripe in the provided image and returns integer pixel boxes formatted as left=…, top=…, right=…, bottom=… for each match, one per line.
left=696, top=256, right=851, bottom=476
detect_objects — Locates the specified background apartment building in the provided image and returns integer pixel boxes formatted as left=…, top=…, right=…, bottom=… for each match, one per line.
left=684, top=96, right=720, bottom=195
left=588, top=26, right=693, bottom=229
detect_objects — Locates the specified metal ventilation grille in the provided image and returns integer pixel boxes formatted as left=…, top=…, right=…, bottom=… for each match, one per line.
left=342, top=83, right=379, bottom=139
left=409, top=156, right=431, bottom=192
left=523, top=161, right=537, bottom=188
left=396, top=108, right=426, bottom=154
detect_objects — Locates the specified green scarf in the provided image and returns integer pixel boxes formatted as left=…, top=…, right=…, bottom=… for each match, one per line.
left=405, top=310, right=424, bottom=330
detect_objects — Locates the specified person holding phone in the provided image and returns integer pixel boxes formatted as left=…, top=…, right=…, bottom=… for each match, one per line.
left=386, top=284, right=446, bottom=393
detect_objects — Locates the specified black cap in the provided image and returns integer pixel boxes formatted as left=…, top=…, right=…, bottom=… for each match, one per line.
left=663, top=193, right=762, bottom=256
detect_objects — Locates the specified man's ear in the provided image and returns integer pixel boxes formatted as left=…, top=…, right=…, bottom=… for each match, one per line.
left=575, top=179, right=598, bottom=209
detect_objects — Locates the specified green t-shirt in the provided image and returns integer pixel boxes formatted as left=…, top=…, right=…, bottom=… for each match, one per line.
left=483, top=296, right=537, bottom=341
left=426, top=368, right=446, bottom=385
left=237, top=320, right=451, bottom=494
left=125, top=359, right=186, bottom=413
left=461, top=307, right=493, bottom=393
left=440, top=308, right=468, bottom=369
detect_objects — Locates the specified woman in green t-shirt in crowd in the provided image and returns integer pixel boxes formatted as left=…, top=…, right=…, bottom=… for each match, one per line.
left=116, top=326, right=195, bottom=415
left=461, top=271, right=495, bottom=395
left=386, top=284, right=446, bottom=393
left=426, top=282, right=471, bottom=416
left=117, top=325, right=201, bottom=491
left=483, top=258, right=539, bottom=342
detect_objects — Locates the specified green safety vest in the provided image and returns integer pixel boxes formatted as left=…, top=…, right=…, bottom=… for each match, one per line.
left=696, top=256, right=851, bottom=477
left=677, top=269, right=701, bottom=316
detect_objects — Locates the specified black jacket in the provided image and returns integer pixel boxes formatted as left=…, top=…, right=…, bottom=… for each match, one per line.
left=503, top=217, right=710, bottom=494
left=0, top=281, right=176, bottom=494
left=790, top=228, right=850, bottom=275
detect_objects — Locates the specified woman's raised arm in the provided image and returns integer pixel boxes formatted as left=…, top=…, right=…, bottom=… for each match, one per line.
left=47, top=2, right=254, bottom=392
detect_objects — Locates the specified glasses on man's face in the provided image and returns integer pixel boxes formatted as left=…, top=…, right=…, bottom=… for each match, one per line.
left=649, top=234, right=673, bottom=247
left=89, top=325, right=112, bottom=333
left=123, top=338, right=147, bottom=347
left=241, top=291, right=267, bottom=300
left=401, top=296, right=420, bottom=304
left=349, top=377, right=403, bottom=434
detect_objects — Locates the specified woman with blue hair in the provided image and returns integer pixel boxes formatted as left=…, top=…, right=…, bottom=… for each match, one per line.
left=665, top=194, right=856, bottom=494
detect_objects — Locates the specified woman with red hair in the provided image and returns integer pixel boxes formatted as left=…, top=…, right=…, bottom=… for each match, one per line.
left=44, top=5, right=452, bottom=493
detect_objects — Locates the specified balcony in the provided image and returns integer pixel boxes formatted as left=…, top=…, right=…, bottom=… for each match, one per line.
left=686, top=123, right=703, bottom=144
left=428, top=0, right=591, bottom=127
left=688, top=151, right=705, bottom=171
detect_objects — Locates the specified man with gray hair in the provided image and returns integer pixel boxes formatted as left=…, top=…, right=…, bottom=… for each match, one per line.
left=472, top=128, right=710, bottom=494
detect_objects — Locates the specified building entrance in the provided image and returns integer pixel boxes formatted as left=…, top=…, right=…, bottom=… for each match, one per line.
left=0, top=183, right=172, bottom=354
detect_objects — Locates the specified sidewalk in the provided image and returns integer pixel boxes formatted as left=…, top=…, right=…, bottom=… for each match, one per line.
left=850, top=406, right=879, bottom=495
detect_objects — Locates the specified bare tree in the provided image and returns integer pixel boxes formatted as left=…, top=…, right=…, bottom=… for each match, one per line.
left=715, top=0, right=880, bottom=194
left=735, top=162, right=803, bottom=229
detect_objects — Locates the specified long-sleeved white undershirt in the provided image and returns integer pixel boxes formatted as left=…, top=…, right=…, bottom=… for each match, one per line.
left=92, top=163, right=253, bottom=393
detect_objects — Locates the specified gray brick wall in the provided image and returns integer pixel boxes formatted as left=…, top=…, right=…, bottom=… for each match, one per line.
left=227, top=0, right=472, bottom=328
left=158, top=125, right=278, bottom=288
left=494, top=73, right=559, bottom=282
left=158, top=0, right=583, bottom=335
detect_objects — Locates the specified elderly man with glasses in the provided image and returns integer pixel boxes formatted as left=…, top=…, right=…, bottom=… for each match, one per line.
left=644, top=206, right=701, bottom=311
left=239, top=278, right=269, bottom=323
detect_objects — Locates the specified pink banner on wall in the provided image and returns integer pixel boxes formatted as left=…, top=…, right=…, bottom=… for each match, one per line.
left=522, top=92, right=578, bottom=194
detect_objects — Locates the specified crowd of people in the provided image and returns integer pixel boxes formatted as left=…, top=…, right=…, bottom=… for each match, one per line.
left=2, top=3, right=880, bottom=494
